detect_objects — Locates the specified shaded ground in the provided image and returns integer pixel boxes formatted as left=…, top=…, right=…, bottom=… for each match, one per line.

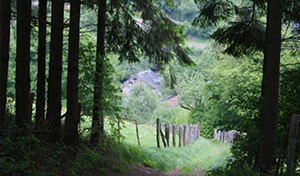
left=116, top=165, right=204, bottom=176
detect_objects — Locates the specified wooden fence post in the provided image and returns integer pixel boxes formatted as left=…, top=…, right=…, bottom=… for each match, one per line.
left=165, top=124, right=170, bottom=147
left=183, top=125, right=187, bottom=146
left=195, top=125, right=198, bottom=140
left=221, top=131, right=224, bottom=143
left=172, top=124, right=176, bottom=147
left=194, top=125, right=197, bottom=141
left=214, top=129, right=218, bottom=139
left=188, top=125, right=192, bottom=143
left=156, top=118, right=160, bottom=148
left=186, top=125, right=189, bottom=144
left=225, top=131, right=228, bottom=143
left=135, top=120, right=140, bottom=146
left=179, top=125, right=182, bottom=147
left=197, top=125, right=200, bottom=139
left=160, top=127, right=167, bottom=147
left=190, top=125, right=194, bottom=142
left=287, top=114, right=299, bottom=175
left=219, top=131, right=223, bottom=142
left=193, top=125, right=196, bottom=141
left=187, top=125, right=190, bottom=144
left=191, top=125, right=193, bottom=142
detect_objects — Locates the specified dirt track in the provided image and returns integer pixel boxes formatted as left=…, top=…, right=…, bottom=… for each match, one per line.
left=115, top=165, right=204, bottom=176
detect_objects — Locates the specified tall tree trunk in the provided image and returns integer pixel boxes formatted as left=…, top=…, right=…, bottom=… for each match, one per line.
left=91, top=0, right=106, bottom=144
left=35, top=0, right=47, bottom=130
left=259, top=0, right=283, bottom=170
left=15, top=0, right=32, bottom=128
left=64, top=0, right=80, bottom=149
left=0, top=0, right=11, bottom=130
left=46, top=0, right=64, bottom=142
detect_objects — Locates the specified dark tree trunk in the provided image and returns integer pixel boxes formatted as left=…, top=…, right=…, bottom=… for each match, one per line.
left=0, top=0, right=11, bottom=130
left=64, top=0, right=81, bottom=149
left=91, top=0, right=106, bottom=144
left=15, top=0, right=32, bottom=128
left=259, top=0, right=283, bottom=170
left=35, top=0, right=47, bottom=130
left=46, top=0, right=64, bottom=142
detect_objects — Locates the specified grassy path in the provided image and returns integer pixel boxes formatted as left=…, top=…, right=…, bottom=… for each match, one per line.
left=119, top=121, right=231, bottom=175
left=80, top=118, right=230, bottom=175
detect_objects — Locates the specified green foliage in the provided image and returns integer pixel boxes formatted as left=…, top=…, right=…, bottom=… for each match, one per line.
left=206, top=164, right=259, bottom=176
left=0, top=126, right=68, bottom=176
left=154, top=106, right=190, bottom=124
left=74, top=145, right=106, bottom=175
left=277, top=66, right=300, bottom=171
left=123, top=84, right=161, bottom=124
left=190, top=55, right=262, bottom=138
left=157, top=0, right=213, bottom=40
left=162, top=0, right=198, bottom=23
left=81, top=0, right=194, bottom=66
left=193, top=0, right=237, bottom=28
left=78, top=34, right=97, bottom=116
left=194, top=50, right=300, bottom=175
left=0, top=126, right=38, bottom=176
left=211, top=21, right=265, bottom=57
left=78, top=33, right=124, bottom=121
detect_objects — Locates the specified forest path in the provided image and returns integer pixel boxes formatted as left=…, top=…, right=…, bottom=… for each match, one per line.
left=115, top=165, right=204, bottom=176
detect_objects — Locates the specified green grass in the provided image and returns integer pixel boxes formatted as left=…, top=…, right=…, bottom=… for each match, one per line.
left=120, top=121, right=231, bottom=172
left=80, top=117, right=231, bottom=173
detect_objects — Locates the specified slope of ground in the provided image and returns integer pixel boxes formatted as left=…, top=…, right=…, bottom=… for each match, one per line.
left=110, top=120, right=231, bottom=175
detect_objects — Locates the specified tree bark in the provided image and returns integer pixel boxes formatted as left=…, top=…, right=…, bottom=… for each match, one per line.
left=0, top=0, right=11, bottom=130
left=259, top=0, right=283, bottom=170
left=91, top=0, right=106, bottom=144
left=35, top=0, right=47, bottom=130
left=15, top=0, right=32, bottom=128
left=64, top=0, right=81, bottom=149
left=46, top=0, right=64, bottom=142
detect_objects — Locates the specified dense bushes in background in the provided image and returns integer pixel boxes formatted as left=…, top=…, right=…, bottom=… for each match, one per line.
left=122, top=83, right=190, bottom=125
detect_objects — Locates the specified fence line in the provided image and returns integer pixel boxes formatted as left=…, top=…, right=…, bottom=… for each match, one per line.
left=156, top=118, right=200, bottom=148
left=214, top=129, right=246, bottom=145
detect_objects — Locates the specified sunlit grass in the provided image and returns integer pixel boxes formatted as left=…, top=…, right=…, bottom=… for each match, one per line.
left=80, top=117, right=231, bottom=173
left=120, top=121, right=231, bottom=172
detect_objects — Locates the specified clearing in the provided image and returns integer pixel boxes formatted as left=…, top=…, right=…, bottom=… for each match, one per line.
left=113, top=120, right=231, bottom=175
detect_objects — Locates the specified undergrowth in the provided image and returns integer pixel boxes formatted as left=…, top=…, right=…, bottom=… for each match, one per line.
left=0, top=122, right=231, bottom=176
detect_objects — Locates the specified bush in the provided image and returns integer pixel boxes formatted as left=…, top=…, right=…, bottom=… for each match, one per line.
left=153, top=106, right=190, bottom=125
left=123, top=83, right=161, bottom=124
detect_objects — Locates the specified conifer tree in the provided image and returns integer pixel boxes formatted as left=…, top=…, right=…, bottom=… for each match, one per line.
left=46, top=0, right=64, bottom=142
left=35, top=0, right=47, bottom=130
left=91, top=0, right=106, bottom=144
left=64, top=0, right=81, bottom=148
left=15, top=0, right=32, bottom=128
left=0, top=0, right=11, bottom=129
